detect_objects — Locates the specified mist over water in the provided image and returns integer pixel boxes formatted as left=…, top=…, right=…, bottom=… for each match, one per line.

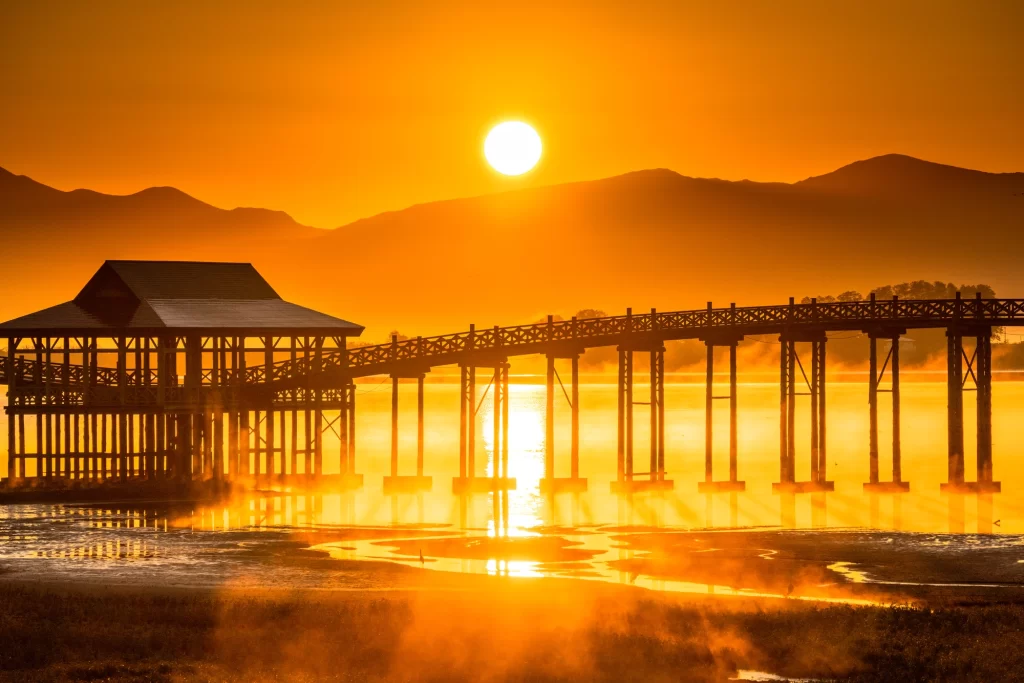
left=2, top=376, right=1023, bottom=600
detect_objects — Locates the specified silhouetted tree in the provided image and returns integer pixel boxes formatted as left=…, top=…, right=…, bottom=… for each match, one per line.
left=575, top=308, right=606, bottom=319
left=800, top=291, right=862, bottom=304
left=870, top=281, right=995, bottom=300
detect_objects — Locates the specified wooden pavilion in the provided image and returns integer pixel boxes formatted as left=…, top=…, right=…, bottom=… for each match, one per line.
left=0, top=260, right=363, bottom=487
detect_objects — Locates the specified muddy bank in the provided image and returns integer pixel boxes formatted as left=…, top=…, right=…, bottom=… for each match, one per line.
left=3, top=578, right=1024, bottom=682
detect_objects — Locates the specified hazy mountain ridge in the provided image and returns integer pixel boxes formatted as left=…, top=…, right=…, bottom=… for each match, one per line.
left=1, top=156, right=1022, bottom=335
left=0, top=166, right=316, bottom=236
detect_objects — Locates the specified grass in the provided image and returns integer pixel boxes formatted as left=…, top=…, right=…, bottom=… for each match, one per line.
left=3, top=582, right=1024, bottom=682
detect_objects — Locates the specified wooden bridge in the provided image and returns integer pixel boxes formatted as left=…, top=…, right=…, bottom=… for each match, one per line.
left=0, top=260, right=1015, bottom=497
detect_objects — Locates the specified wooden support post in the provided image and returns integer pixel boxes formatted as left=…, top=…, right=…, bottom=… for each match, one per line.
left=313, top=336, right=323, bottom=478
left=786, top=339, right=796, bottom=482
left=493, top=364, right=501, bottom=480
left=391, top=374, right=399, bottom=477
left=657, top=347, right=665, bottom=479
left=236, top=338, right=247, bottom=478
left=18, top=413, right=26, bottom=480
left=6, top=341, right=15, bottom=481
left=44, top=338, right=52, bottom=479
left=62, top=336, right=70, bottom=478
left=252, top=410, right=261, bottom=478
left=347, top=383, right=356, bottom=475
left=946, top=328, right=964, bottom=484
left=868, top=335, right=879, bottom=484
left=417, top=374, right=425, bottom=477
left=779, top=338, right=789, bottom=484
left=977, top=331, right=993, bottom=483
left=468, top=364, right=476, bottom=479
left=459, top=364, right=468, bottom=479
left=202, top=404, right=213, bottom=481
left=625, top=348, right=633, bottom=480
left=264, top=336, right=275, bottom=479
left=502, top=363, right=509, bottom=480
left=705, top=342, right=713, bottom=483
left=545, top=354, right=554, bottom=480
left=616, top=347, right=625, bottom=482
left=892, top=333, right=902, bottom=483
left=810, top=339, right=819, bottom=483
left=649, top=348, right=657, bottom=481
left=338, top=379, right=349, bottom=476
left=817, top=338, right=827, bottom=482
left=571, top=354, right=579, bottom=480
left=729, top=342, right=738, bottom=482
left=291, top=339, right=299, bottom=476
left=227, top=335, right=237, bottom=480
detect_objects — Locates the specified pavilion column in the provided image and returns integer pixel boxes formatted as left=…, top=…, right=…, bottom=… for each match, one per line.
left=264, top=336, right=275, bottom=480
left=6, top=341, right=16, bottom=481
left=313, top=336, right=324, bottom=478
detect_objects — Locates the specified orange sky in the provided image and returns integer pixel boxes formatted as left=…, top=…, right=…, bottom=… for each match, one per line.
left=2, top=1, right=1022, bottom=227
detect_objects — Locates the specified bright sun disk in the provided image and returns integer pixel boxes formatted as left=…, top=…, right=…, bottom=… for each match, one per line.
left=484, top=121, right=542, bottom=176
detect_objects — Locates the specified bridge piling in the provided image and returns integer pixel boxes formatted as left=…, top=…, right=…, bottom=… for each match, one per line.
left=612, top=312, right=671, bottom=493
left=942, top=299, right=999, bottom=494
left=946, top=326, right=965, bottom=487
left=417, top=373, right=425, bottom=477
left=453, top=352, right=514, bottom=495
left=864, top=317, right=910, bottom=493
left=774, top=323, right=834, bottom=494
left=546, top=351, right=554, bottom=481
left=384, top=363, right=432, bottom=494
left=540, top=347, right=587, bottom=493
left=698, top=308, right=745, bottom=494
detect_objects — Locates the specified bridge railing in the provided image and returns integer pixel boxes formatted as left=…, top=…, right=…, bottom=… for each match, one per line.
left=6, top=298, right=1024, bottom=390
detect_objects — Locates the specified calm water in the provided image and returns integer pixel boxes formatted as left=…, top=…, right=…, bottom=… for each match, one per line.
left=2, top=374, right=1024, bottom=598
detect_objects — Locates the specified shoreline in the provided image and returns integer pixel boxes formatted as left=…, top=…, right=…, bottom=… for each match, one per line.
left=2, top=574, right=1024, bottom=682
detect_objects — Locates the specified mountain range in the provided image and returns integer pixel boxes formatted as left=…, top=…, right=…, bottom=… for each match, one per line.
left=1, top=155, right=1021, bottom=337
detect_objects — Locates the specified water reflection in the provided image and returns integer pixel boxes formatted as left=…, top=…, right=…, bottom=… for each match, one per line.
left=4, top=380, right=1024, bottom=601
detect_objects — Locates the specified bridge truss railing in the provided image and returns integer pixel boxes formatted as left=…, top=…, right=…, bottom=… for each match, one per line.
left=5, top=297, right=1024, bottom=389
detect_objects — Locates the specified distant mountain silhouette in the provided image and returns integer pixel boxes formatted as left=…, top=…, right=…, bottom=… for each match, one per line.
left=0, top=165, right=317, bottom=249
left=795, top=153, right=1024, bottom=197
left=1, top=156, right=1022, bottom=335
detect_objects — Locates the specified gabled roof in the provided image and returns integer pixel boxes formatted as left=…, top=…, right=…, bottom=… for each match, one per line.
left=0, top=260, right=363, bottom=336
left=79, top=260, right=280, bottom=301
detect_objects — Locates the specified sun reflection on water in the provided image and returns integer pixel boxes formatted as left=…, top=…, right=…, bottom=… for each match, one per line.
left=6, top=381, right=1024, bottom=605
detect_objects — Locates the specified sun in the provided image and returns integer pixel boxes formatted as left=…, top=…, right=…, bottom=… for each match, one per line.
left=484, top=121, right=542, bottom=176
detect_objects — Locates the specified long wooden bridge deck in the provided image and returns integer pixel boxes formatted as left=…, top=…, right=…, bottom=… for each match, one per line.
left=0, top=290, right=1013, bottom=498
left=4, top=294, right=1021, bottom=384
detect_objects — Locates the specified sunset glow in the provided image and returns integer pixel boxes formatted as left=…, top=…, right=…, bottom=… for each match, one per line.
left=484, top=121, right=542, bottom=176
left=3, top=4, right=1024, bottom=681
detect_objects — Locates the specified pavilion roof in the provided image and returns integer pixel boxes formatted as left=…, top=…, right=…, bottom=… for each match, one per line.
left=0, top=260, right=363, bottom=336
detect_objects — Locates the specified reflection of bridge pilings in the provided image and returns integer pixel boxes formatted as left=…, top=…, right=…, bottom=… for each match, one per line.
left=703, top=492, right=740, bottom=529
left=945, top=492, right=996, bottom=535
left=811, top=492, right=827, bottom=528
left=779, top=492, right=796, bottom=528
left=948, top=494, right=966, bottom=534
left=978, top=494, right=994, bottom=534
